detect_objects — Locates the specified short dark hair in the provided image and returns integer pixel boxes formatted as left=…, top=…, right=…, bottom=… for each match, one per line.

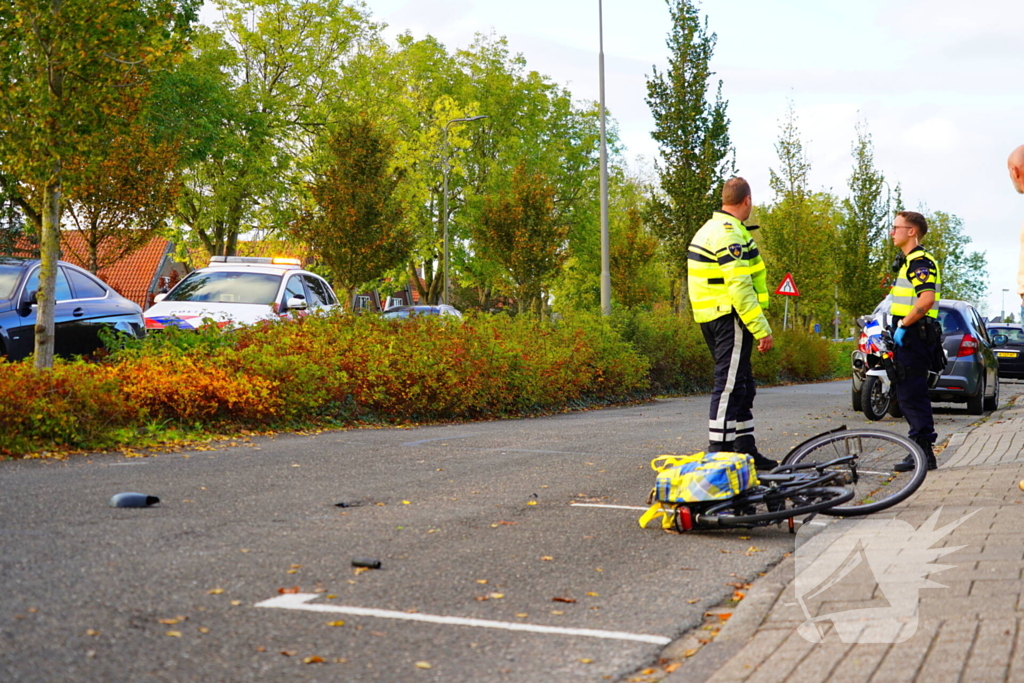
left=896, top=210, right=928, bottom=237
left=722, top=177, right=751, bottom=206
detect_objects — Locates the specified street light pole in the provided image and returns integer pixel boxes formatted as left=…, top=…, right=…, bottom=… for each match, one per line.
left=1002, top=288, right=1009, bottom=321
left=598, top=0, right=611, bottom=315
left=442, top=115, right=488, bottom=306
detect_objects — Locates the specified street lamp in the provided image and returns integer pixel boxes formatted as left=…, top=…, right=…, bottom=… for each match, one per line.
left=598, top=0, right=611, bottom=315
left=442, top=115, right=488, bottom=306
left=1002, top=288, right=1009, bottom=321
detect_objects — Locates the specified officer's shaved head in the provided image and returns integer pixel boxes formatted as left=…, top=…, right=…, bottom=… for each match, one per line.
left=1009, top=145, right=1024, bottom=194
left=722, top=177, right=751, bottom=206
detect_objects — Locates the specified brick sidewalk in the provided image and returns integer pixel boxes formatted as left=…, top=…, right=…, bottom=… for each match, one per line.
left=668, top=399, right=1024, bottom=683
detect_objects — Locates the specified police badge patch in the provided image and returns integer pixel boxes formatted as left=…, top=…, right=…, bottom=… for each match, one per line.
left=728, top=243, right=743, bottom=259
left=912, top=266, right=931, bottom=282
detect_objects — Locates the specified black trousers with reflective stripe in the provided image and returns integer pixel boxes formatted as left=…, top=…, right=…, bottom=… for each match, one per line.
left=700, top=312, right=756, bottom=447
left=894, top=329, right=937, bottom=445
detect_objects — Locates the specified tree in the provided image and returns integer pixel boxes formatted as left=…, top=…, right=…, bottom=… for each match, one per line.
left=838, top=121, right=892, bottom=317
left=645, top=0, right=733, bottom=314
left=0, top=0, right=198, bottom=368
left=608, top=167, right=667, bottom=309
left=175, top=1, right=378, bottom=260
left=919, top=209, right=988, bottom=306
left=759, top=102, right=839, bottom=330
left=473, top=164, right=568, bottom=315
left=291, top=116, right=411, bottom=306
left=62, top=102, right=182, bottom=273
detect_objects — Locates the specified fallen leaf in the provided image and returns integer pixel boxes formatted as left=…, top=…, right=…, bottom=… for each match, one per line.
left=515, top=613, right=529, bottom=618
left=666, top=661, right=683, bottom=671
left=495, top=521, right=516, bottom=525
left=281, top=650, right=299, bottom=657
left=718, top=613, right=733, bottom=622
left=552, top=597, right=577, bottom=603
left=402, top=500, right=411, bottom=505
left=489, top=592, right=505, bottom=599
left=85, top=629, right=100, bottom=636
left=333, top=658, right=348, bottom=663
left=286, top=570, right=298, bottom=574
left=578, top=658, right=594, bottom=664
left=527, top=501, right=538, bottom=506
left=256, top=646, right=267, bottom=652
left=738, top=536, right=750, bottom=540
left=687, top=599, right=699, bottom=604
left=732, top=591, right=746, bottom=601
left=158, top=618, right=182, bottom=625
left=303, top=656, right=325, bottom=664
left=198, top=627, right=210, bottom=634
left=353, top=567, right=370, bottom=575
left=683, top=649, right=699, bottom=658
left=414, top=661, right=432, bottom=669
left=719, top=550, right=731, bottom=554
left=290, top=564, right=302, bottom=569
left=642, top=668, right=656, bottom=675
left=540, top=556, right=554, bottom=561
left=586, top=592, right=599, bottom=597
left=278, top=586, right=300, bottom=594
left=476, top=579, right=489, bottom=584
left=230, top=600, right=242, bottom=606
left=207, top=588, right=225, bottom=594
left=327, top=621, right=345, bottom=627
left=165, top=631, right=182, bottom=637
left=550, top=610, right=564, bottom=615
left=327, top=595, right=338, bottom=599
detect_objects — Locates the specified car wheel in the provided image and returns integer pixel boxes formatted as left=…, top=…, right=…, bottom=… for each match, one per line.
left=851, top=380, right=862, bottom=411
left=984, top=374, right=1000, bottom=411
left=861, top=375, right=890, bottom=421
left=967, top=375, right=985, bottom=415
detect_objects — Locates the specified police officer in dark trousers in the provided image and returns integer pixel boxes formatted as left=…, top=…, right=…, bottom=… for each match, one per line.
left=687, top=178, right=777, bottom=471
left=889, top=211, right=941, bottom=471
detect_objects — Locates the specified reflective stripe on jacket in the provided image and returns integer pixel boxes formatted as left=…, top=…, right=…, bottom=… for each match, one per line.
left=687, top=212, right=771, bottom=339
left=890, top=246, right=941, bottom=318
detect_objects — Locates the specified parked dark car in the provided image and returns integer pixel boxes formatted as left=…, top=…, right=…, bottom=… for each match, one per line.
left=851, top=298, right=998, bottom=415
left=986, top=323, right=1024, bottom=379
left=929, top=299, right=999, bottom=413
left=0, top=257, right=145, bottom=362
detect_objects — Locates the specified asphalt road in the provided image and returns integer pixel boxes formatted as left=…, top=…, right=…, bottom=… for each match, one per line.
left=2, top=379, right=1015, bottom=683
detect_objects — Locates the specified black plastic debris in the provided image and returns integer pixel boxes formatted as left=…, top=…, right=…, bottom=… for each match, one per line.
left=334, top=501, right=366, bottom=508
left=351, top=558, right=382, bottom=569
left=109, top=493, right=160, bottom=508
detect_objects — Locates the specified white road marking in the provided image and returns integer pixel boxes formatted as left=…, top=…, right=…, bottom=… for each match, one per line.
left=255, top=593, right=671, bottom=645
left=569, top=503, right=650, bottom=511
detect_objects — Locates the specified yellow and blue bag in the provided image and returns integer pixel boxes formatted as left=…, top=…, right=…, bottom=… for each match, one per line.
left=639, top=452, right=759, bottom=530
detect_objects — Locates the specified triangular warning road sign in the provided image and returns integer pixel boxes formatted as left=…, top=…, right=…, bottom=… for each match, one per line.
left=775, top=272, right=800, bottom=296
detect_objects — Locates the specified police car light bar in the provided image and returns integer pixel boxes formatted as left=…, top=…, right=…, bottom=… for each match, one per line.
left=208, top=256, right=302, bottom=266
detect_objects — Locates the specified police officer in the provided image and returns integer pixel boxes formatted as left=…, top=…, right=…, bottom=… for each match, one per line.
left=889, top=210, right=941, bottom=471
left=687, top=177, right=777, bottom=471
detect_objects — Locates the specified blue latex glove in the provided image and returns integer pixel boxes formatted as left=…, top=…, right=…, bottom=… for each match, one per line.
left=893, top=326, right=906, bottom=347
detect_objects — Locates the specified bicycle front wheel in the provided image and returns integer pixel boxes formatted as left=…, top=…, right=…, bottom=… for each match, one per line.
left=782, top=429, right=927, bottom=516
left=693, top=485, right=854, bottom=529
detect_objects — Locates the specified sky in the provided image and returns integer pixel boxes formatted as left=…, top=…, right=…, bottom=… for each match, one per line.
left=206, top=0, right=1024, bottom=317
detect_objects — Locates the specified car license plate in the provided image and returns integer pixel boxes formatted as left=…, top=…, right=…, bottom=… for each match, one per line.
left=997, top=351, right=1018, bottom=358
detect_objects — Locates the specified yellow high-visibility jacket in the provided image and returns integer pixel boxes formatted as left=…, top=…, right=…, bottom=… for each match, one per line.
left=891, top=246, right=941, bottom=318
left=687, top=211, right=771, bottom=339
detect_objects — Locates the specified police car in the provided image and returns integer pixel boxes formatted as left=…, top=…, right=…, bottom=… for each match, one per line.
left=143, top=257, right=340, bottom=330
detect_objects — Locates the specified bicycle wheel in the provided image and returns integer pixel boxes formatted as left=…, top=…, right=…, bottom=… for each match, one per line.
left=691, top=485, right=854, bottom=529
left=781, top=429, right=926, bottom=516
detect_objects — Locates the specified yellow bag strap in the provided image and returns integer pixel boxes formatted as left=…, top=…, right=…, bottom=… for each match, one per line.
left=650, top=452, right=705, bottom=472
left=638, top=502, right=677, bottom=530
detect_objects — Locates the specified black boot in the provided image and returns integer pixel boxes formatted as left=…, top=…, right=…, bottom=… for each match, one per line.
left=894, top=438, right=937, bottom=472
left=732, top=435, right=778, bottom=472
left=708, top=441, right=733, bottom=454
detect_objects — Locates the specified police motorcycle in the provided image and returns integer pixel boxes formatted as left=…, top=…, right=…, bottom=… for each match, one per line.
left=851, top=296, right=945, bottom=421
left=851, top=299, right=903, bottom=421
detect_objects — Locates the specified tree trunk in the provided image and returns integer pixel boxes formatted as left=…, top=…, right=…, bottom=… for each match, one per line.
left=34, top=171, right=61, bottom=370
